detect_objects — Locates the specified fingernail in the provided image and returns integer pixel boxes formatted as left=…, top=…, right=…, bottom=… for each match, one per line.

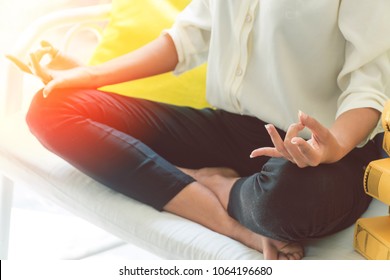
left=298, top=110, right=307, bottom=119
left=264, top=124, right=271, bottom=131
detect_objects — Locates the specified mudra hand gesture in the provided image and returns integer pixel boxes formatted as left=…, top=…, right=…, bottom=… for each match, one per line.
left=250, top=111, right=344, bottom=168
left=6, top=40, right=93, bottom=97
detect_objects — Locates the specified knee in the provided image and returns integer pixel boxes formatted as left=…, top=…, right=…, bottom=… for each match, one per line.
left=26, top=89, right=49, bottom=137
left=252, top=160, right=337, bottom=240
left=26, top=90, right=61, bottom=139
left=26, top=88, right=76, bottom=142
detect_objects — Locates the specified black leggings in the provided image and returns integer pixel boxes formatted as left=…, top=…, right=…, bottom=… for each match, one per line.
left=26, top=89, right=379, bottom=242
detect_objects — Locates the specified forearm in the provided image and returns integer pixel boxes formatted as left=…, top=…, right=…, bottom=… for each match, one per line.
left=329, top=107, right=381, bottom=160
left=89, top=33, right=179, bottom=88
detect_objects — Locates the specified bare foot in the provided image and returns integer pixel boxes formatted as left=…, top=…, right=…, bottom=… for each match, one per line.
left=228, top=218, right=304, bottom=260
left=179, top=166, right=239, bottom=179
left=243, top=229, right=304, bottom=260
left=178, top=167, right=239, bottom=209
left=175, top=167, right=305, bottom=259
left=277, top=242, right=305, bottom=260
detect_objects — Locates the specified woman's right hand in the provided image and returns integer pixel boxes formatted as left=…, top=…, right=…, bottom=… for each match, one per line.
left=7, top=41, right=97, bottom=97
left=27, top=41, right=98, bottom=97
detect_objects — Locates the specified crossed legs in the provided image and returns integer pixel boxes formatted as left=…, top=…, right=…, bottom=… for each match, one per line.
left=167, top=168, right=304, bottom=260
left=26, top=89, right=375, bottom=260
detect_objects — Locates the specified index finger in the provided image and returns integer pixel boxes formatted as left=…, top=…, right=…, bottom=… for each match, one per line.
left=29, top=53, right=52, bottom=84
left=32, top=47, right=54, bottom=63
left=265, top=124, right=295, bottom=162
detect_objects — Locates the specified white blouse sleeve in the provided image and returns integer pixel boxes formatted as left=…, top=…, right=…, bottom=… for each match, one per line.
left=164, top=0, right=211, bottom=75
left=337, top=0, right=390, bottom=140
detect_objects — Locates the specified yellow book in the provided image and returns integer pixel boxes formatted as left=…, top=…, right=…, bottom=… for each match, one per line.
left=382, top=131, right=390, bottom=156
left=364, top=159, right=390, bottom=205
left=381, top=100, right=390, bottom=156
left=354, top=216, right=390, bottom=260
left=381, top=100, right=390, bottom=133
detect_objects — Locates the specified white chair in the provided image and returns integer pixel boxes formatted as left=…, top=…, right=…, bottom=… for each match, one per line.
left=0, top=4, right=387, bottom=260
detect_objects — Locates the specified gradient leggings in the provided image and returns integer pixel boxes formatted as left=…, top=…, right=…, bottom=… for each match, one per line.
left=26, top=89, right=378, bottom=242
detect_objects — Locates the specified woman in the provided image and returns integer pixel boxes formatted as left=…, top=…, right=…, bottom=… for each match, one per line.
left=25, top=0, right=390, bottom=259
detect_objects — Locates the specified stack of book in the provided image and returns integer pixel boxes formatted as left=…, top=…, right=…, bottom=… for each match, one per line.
left=354, top=102, right=390, bottom=260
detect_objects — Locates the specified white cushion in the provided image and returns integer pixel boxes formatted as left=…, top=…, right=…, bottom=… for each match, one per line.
left=0, top=112, right=387, bottom=259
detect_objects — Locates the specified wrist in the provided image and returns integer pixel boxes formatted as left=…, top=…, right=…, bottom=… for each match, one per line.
left=322, top=132, right=350, bottom=164
left=85, top=65, right=102, bottom=88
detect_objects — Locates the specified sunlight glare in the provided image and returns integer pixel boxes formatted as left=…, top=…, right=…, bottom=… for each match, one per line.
left=0, top=0, right=72, bottom=54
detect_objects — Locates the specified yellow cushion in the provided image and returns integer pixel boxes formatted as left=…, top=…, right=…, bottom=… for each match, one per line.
left=89, top=0, right=209, bottom=108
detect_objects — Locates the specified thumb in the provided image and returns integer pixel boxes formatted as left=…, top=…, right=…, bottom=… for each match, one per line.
left=43, top=79, right=62, bottom=98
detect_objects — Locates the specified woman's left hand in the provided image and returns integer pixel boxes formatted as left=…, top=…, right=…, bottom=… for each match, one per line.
left=250, top=111, right=344, bottom=168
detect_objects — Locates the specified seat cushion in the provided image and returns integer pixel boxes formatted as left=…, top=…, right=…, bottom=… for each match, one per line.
left=89, top=0, right=209, bottom=109
left=0, top=113, right=388, bottom=259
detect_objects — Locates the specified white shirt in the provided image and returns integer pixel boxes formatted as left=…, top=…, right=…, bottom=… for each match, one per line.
left=167, top=0, right=390, bottom=143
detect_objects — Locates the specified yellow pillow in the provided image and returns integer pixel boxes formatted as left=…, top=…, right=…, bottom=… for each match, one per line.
left=89, top=0, right=209, bottom=109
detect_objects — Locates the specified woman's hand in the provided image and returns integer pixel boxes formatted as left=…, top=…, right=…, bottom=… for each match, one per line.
left=32, top=40, right=81, bottom=69
left=7, top=41, right=96, bottom=97
left=30, top=41, right=99, bottom=97
left=250, top=111, right=344, bottom=168
left=6, top=34, right=181, bottom=98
